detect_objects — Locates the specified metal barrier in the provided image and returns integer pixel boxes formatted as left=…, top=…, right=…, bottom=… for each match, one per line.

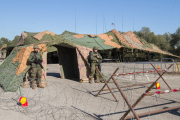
left=133, top=62, right=161, bottom=80
left=122, top=60, right=176, bottom=80
left=161, top=58, right=175, bottom=75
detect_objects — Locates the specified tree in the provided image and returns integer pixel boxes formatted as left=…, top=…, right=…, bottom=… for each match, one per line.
left=163, top=32, right=172, bottom=42
left=170, top=27, right=180, bottom=47
left=169, top=27, right=180, bottom=55
left=147, top=32, right=157, bottom=44
left=155, top=35, right=171, bottom=51
left=140, top=27, right=151, bottom=41
left=0, top=41, right=2, bottom=48
left=0, top=37, right=11, bottom=48
left=134, top=27, right=171, bottom=51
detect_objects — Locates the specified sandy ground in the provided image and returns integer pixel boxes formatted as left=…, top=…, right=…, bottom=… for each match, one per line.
left=0, top=61, right=180, bottom=120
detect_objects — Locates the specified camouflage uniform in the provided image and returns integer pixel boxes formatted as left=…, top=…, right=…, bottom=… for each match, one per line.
left=90, top=46, right=102, bottom=83
left=27, top=45, right=43, bottom=89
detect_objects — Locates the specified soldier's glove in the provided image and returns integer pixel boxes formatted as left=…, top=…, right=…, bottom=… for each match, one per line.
left=96, top=55, right=100, bottom=59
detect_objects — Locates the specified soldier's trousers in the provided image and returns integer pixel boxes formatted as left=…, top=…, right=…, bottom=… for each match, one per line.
left=90, top=65, right=99, bottom=80
left=30, top=67, right=42, bottom=84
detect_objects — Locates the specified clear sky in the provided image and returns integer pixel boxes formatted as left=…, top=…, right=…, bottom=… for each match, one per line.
left=0, top=0, right=180, bottom=40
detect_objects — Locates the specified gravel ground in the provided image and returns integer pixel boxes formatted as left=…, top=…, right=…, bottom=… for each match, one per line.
left=0, top=62, right=179, bottom=120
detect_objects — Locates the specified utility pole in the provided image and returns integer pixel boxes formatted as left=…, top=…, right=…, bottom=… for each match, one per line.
left=96, top=14, right=97, bottom=34
left=75, top=11, right=76, bottom=33
left=114, top=15, right=115, bottom=29
left=133, top=17, right=134, bottom=32
left=122, top=14, right=123, bottom=32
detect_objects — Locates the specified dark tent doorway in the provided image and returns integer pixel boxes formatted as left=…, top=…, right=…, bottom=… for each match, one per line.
left=57, top=45, right=79, bottom=80
left=47, top=51, right=59, bottom=64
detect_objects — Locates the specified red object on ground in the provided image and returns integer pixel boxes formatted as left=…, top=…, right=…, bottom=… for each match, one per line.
left=173, top=89, right=178, bottom=92
left=19, top=97, right=28, bottom=107
left=156, top=82, right=160, bottom=89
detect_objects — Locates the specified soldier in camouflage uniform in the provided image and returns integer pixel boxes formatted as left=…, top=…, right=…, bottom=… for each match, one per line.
left=28, top=45, right=44, bottom=89
left=90, top=46, right=102, bottom=84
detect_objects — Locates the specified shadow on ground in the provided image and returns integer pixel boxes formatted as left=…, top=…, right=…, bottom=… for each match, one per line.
left=47, top=73, right=60, bottom=78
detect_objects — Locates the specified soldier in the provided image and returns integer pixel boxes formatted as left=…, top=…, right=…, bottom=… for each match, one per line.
left=28, top=45, right=44, bottom=89
left=90, top=46, right=102, bottom=84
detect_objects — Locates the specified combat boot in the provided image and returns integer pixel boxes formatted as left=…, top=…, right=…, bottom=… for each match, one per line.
left=31, top=82, right=36, bottom=90
left=95, top=79, right=101, bottom=83
left=38, top=82, right=45, bottom=88
left=95, top=77, right=101, bottom=83
left=90, top=78, right=94, bottom=84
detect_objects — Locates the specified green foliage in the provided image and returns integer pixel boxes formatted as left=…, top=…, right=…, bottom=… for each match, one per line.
left=170, top=27, right=180, bottom=47
left=169, top=27, right=180, bottom=55
left=8, top=36, right=21, bottom=48
left=140, top=27, right=151, bottom=40
left=0, top=37, right=11, bottom=48
left=134, top=27, right=171, bottom=52
left=0, top=41, right=2, bottom=48
left=155, top=35, right=171, bottom=51
left=163, top=32, right=172, bottom=42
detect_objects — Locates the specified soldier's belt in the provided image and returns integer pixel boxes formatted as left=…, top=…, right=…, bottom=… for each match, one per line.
left=92, top=60, right=98, bottom=63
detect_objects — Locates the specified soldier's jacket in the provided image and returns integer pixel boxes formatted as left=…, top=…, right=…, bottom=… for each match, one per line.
left=28, top=51, right=42, bottom=68
left=90, top=51, right=102, bottom=65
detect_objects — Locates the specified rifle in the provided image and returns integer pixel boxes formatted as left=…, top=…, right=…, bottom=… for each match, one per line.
left=32, top=52, right=45, bottom=71
left=94, top=54, right=102, bottom=71
left=34, top=58, right=45, bottom=71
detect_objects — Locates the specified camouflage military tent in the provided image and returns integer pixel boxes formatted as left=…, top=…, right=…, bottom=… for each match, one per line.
left=0, top=44, right=47, bottom=92
left=47, top=29, right=180, bottom=80
left=0, top=29, right=179, bottom=92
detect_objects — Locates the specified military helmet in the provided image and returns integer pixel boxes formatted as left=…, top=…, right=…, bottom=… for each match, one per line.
left=33, top=44, right=39, bottom=49
left=93, top=46, right=98, bottom=50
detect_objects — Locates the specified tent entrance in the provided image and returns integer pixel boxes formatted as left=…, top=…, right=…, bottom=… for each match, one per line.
left=47, top=51, right=59, bottom=64
left=57, top=46, right=79, bottom=80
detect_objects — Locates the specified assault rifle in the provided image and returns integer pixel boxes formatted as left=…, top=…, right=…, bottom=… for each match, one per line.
left=32, top=53, right=45, bottom=71
left=34, top=58, right=45, bottom=71
left=94, top=55, right=102, bottom=71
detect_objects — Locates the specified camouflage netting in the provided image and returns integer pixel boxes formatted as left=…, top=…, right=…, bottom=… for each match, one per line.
left=7, top=29, right=180, bottom=58
left=8, top=31, right=57, bottom=53
left=61, top=30, right=77, bottom=35
left=60, top=29, right=179, bottom=58
left=0, top=44, right=47, bottom=92
left=62, top=33, right=115, bottom=50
